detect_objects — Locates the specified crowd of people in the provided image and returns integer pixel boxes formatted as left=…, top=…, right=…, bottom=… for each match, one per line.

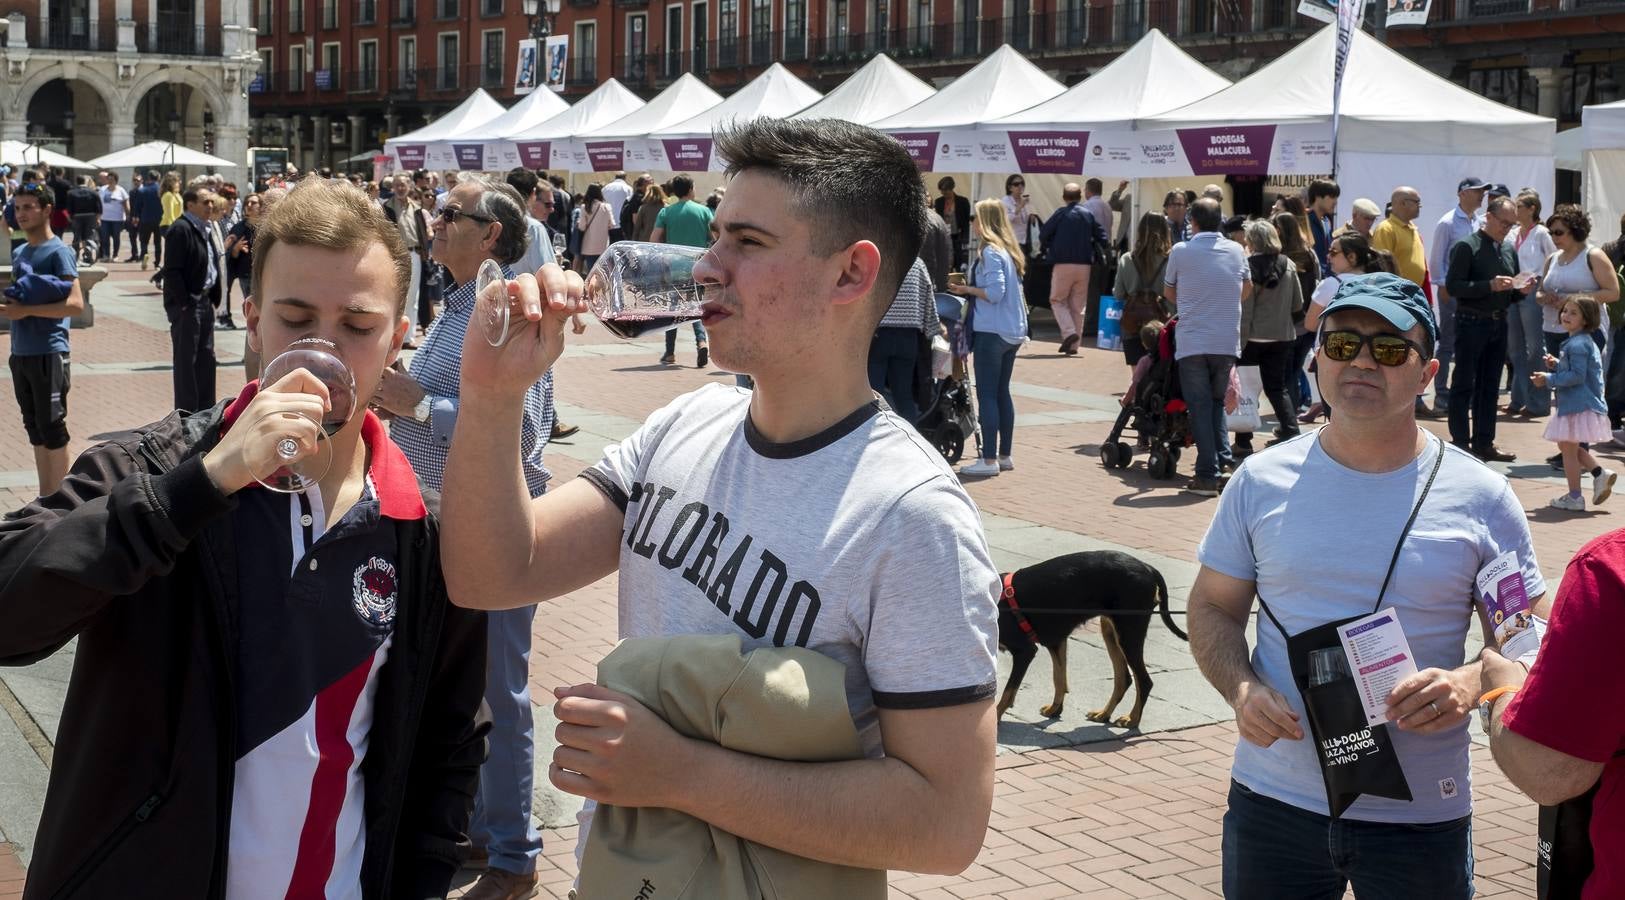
left=6, top=124, right=1625, bottom=900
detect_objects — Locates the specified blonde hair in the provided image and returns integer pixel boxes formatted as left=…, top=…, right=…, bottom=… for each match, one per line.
left=973, top=198, right=1026, bottom=277
left=250, top=176, right=411, bottom=315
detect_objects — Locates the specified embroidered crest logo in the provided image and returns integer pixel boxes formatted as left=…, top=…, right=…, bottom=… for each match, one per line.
left=352, top=557, right=398, bottom=626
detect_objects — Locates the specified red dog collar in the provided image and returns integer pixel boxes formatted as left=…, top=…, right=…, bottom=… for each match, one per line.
left=1001, top=573, right=1040, bottom=645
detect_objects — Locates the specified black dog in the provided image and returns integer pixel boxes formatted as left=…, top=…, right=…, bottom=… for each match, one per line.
left=995, top=550, right=1188, bottom=728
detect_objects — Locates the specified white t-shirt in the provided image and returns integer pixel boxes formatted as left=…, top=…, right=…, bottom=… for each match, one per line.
left=578, top=383, right=1000, bottom=842
left=100, top=185, right=129, bottom=221
left=1198, top=433, right=1544, bottom=824
left=601, top=178, right=633, bottom=222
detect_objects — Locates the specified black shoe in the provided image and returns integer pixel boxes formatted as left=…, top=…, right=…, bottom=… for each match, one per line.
left=1475, top=445, right=1517, bottom=463
left=1059, top=334, right=1080, bottom=355
left=696, top=346, right=709, bottom=368
left=1185, top=477, right=1224, bottom=497
left=1549, top=452, right=1565, bottom=471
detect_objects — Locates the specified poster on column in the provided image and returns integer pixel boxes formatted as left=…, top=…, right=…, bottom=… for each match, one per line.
left=515, top=39, right=539, bottom=95
left=1384, top=0, right=1432, bottom=26
left=545, top=36, right=569, bottom=93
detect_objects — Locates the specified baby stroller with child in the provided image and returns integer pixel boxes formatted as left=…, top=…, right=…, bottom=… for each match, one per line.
left=1099, top=316, right=1191, bottom=480
left=913, top=293, right=980, bottom=464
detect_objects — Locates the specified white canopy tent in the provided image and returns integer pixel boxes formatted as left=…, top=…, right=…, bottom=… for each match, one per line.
left=644, top=64, right=823, bottom=170
left=1, top=141, right=94, bottom=169
left=86, top=140, right=238, bottom=169
left=572, top=74, right=724, bottom=173
left=384, top=88, right=507, bottom=171
left=1582, top=100, right=1625, bottom=245
left=459, top=87, right=570, bottom=141
left=789, top=53, right=935, bottom=125
left=501, top=78, right=649, bottom=172
left=1139, top=26, right=1555, bottom=225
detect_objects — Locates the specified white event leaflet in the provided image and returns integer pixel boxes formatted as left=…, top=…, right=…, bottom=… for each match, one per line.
left=1337, top=609, right=1419, bottom=728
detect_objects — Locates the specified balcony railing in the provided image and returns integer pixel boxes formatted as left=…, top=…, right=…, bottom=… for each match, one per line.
left=316, top=68, right=342, bottom=90
left=393, top=67, right=420, bottom=93
left=567, top=55, right=598, bottom=87
left=482, top=63, right=505, bottom=89
left=350, top=67, right=380, bottom=91
left=1466, top=0, right=1528, bottom=13
left=43, top=16, right=95, bottom=51
left=436, top=64, right=460, bottom=90
left=140, top=16, right=217, bottom=56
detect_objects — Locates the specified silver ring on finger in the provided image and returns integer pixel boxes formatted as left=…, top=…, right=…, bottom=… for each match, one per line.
left=1428, top=700, right=1440, bottom=717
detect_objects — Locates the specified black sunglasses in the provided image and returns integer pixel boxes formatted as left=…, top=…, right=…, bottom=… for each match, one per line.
left=439, top=206, right=494, bottom=226
left=1322, top=330, right=1427, bottom=367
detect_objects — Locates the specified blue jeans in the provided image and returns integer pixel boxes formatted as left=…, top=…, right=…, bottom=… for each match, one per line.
left=868, top=326, right=921, bottom=421
left=972, top=331, right=1018, bottom=459
left=1448, top=313, right=1508, bottom=451
left=470, top=604, right=542, bottom=874
left=1433, top=293, right=1457, bottom=399
left=663, top=321, right=707, bottom=356
left=1222, top=781, right=1472, bottom=900
left=1177, top=354, right=1234, bottom=480
left=99, top=219, right=124, bottom=259
left=1509, top=297, right=1549, bottom=414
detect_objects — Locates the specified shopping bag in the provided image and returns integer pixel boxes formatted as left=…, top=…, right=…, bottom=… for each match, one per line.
left=1227, top=365, right=1263, bottom=433
left=1096, top=294, right=1123, bottom=351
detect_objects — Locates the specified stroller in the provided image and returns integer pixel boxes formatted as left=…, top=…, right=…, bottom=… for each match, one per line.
left=913, top=293, right=980, bottom=464
left=1099, top=316, right=1191, bottom=480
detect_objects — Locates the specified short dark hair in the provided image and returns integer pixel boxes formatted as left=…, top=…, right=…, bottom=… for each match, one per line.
left=1162, top=190, right=1187, bottom=209
left=505, top=166, right=540, bottom=200
left=1189, top=197, right=1223, bottom=233
left=670, top=174, right=695, bottom=198
left=937, top=176, right=956, bottom=191
left=714, top=118, right=927, bottom=313
left=182, top=186, right=207, bottom=205
left=1308, top=179, right=1341, bottom=202
left=1547, top=204, right=1591, bottom=242
left=1085, top=178, right=1103, bottom=195
left=13, top=182, right=54, bottom=208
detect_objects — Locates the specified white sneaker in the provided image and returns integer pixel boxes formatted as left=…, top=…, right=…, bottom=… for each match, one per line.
left=1595, top=469, right=1618, bottom=506
left=1549, top=493, right=1586, bottom=512
left=960, top=459, right=1000, bottom=477
left=998, top=456, right=1014, bottom=471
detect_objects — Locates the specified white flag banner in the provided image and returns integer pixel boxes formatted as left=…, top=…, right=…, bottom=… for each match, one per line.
left=1332, top=0, right=1366, bottom=168
left=514, top=39, right=539, bottom=95
left=1297, top=0, right=1337, bottom=23
left=1384, top=0, right=1433, bottom=26
left=544, top=35, right=569, bottom=93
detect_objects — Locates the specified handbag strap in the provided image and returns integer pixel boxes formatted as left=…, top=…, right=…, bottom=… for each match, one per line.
left=1259, top=434, right=1446, bottom=638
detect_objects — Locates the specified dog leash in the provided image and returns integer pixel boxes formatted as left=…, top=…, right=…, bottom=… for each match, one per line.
left=999, top=573, right=1042, bottom=645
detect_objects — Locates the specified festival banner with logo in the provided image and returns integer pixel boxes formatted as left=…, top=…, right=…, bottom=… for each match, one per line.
left=515, top=39, right=539, bottom=96
left=515, top=141, right=553, bottom=170
left=1177, top=125, right=1278, bottom=176
left=452, top=143, right=486, bottom=169
left=661, top=138, right=714, bottom=172
left=393, top=143, right=428, bottom=170
left=1384, top=0, right=1432, bottom=26
left=1006, top=132, right=1090, bottom=174
left=545, top=36, right=569, bottom=93
left=892, top=132, right=943, bottom=171
left=584, top=140, right=626, bottom=172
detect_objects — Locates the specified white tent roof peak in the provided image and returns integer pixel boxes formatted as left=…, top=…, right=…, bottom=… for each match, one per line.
left=385, top=89, right=507, bottom=145
left=505, top=79, right=647, bottom=140
left=1582, top=98, right=1625, bottom=149
left=459, top=88, right=570, bottom=141
left=652, top=63, right=823, bottom=137
left=1141, top=25, right=1553, bottom=153
left=983, top=29, right=1229, bottom=130
left=871, top=44, right=1067, bottom=132
left=580, top=74, right=725, bottom=139
left=790, top=53, right=936, bottom=124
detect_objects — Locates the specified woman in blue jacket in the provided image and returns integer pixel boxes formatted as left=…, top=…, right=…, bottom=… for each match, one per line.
left=949, top=198, right=1029, bottom=477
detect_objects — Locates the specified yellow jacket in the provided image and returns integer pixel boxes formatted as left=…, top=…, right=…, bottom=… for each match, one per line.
left=577, top=634, right=886, bottom=900
left=160, top=191, right=181, bottom=227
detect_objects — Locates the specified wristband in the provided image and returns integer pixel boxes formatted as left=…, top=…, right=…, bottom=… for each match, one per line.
left=1478, top=686, right=1519, bottom=707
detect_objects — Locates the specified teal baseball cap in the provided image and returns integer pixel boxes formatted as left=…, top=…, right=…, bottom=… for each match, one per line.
left=1318, top=272, right=1437, bottom=356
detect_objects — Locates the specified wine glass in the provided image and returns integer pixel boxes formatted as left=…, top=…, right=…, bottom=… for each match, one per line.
left=551, top=229, right=567, bottom=262
left=582, top=242, right=710, bottom=339
left=476, top=259, right=517, bottom=347
left=253, top=337, right=359, bottom=493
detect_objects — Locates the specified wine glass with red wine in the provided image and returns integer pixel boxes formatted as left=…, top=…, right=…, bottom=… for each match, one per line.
left=477, top=242, right=710, bottom=346
left=252, top=337, right=358, bottom=493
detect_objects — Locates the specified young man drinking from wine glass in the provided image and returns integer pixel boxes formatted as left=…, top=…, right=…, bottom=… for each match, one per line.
left=0, top=177, right=489, bottom=900
left=442, top=117, right=1000, bottom=879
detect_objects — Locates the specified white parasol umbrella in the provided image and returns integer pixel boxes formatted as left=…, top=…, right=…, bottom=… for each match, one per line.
left=0, top=141, right=95, bottom=169
left=86, top=140, right=238, bottom=169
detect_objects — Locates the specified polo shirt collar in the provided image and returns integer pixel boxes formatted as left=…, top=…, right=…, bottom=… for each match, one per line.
left=220, top=381, right=428, bottom=521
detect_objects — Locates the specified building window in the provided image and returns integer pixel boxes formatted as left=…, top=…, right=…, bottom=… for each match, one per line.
left=290, top=44, right=306, bottom=90
left=357, top=0, right=378, bottom=23
left=626, top=15, right=648, bottom=80
left=573, top=21, right=597, bottom=83
left=1565, top=64, right=1623, bottom=122
left=258, top=0, right=274, bottom=34
left=830, top=0, right=848, bottom=53
left=692, top=2, right=707, bottom=75
left=359, top=38, right=379, bottom=89
left=956, top=0, right=974, bottom=55
left=912, top=0, right=928, bottom=48
left=438, top=0, right=459, bottom=18
left=665, top=5, right=684, bottom=78
left=482, top=29, right=504, bottom=87
left=483, top=0, right=503, bottom=13
left=784, top=0, right=805, bottom=60
left=1465, top=67, right=1537, bottom=113
left=290, top=0, right=306, bottom=32
left=256, top=48, right=274, bottom=91
left=1006, top=0, right=1030, bottom=48
left=399, top=35, right=418, bottom=90
left=439, top=33, right=460, bottom=89
left=322, top=0, right=338, bottom=29
left=869, top=0, right=889, bottom=49
left=320, top=42, right=340, bottom=88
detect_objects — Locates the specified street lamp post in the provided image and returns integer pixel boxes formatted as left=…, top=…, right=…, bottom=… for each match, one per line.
left=522, top=0, right=561, bottom=41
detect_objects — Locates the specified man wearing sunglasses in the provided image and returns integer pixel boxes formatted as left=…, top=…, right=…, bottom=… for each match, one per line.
left=1190, top=272, right=1546, bottom=898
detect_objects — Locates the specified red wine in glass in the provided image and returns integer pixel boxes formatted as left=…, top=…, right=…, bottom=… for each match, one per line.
left=584, top=242, right=710, bottom=338
left=599, top=311, right=705, bottom=339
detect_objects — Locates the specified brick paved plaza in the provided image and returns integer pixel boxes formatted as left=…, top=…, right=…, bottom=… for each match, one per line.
left=2, top=264, right=1614, bottom=898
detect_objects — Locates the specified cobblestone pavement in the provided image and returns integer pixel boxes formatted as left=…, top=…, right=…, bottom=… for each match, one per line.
left=3, top=263, right=1612, bottom=898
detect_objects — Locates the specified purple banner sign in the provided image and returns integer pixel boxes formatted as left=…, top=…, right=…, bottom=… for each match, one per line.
left=452, top=144, right=485, bottom=169
left=394, top=144, right=427, bottom=169
left=1007, top=131, right=1090, bottom=175
left=585, top=141, right=625, bottom=173
left=1176, top=125, right=1277, bottom=176
left=516, top=141, right=552, bottom=169
left=661, top=138, right=713, bottom=172
left=891, top=132, right=941, bottom=172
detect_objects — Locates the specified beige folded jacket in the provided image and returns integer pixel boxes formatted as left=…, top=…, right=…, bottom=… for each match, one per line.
left=576, top=633, right=887, bottom=900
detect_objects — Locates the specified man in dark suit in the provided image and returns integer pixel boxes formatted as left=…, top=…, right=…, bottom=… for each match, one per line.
left=933, top=176, right=972, bottom=271
left=162, top=186, right=223, bottom=412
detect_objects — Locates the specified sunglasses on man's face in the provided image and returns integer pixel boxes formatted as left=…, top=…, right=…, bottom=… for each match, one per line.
left=1322, top=330, right=1426, bottom=367
left=439, top=206, right=494, bottom=226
